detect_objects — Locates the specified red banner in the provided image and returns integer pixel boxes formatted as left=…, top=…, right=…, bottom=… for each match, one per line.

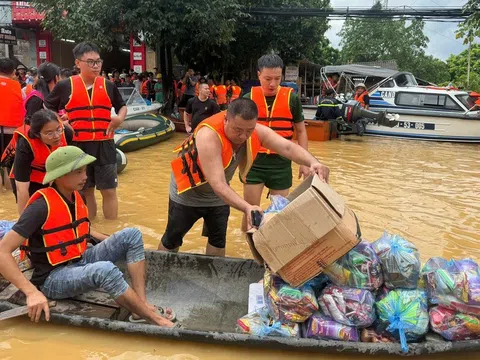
left=130, top=35, right=146, bottom=74
left=12, top=2, right=44, bottom=23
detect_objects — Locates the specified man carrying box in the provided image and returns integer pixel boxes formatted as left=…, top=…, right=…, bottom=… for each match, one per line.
left=158, top=98, right=329, bottom=257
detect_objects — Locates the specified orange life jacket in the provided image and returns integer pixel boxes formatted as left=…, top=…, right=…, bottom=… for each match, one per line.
left=250, top=86, right=294, bottom=154
left=354, top=91, right=368, bottom=108
left=20, top=187, right=90, bottom=266
left=215, top=85, right=227, bottom=105
left=7, top=125, right=67, bottom=183
left=141, top=80, right=149, bottom=96
left=0, top=77, right=25, bottom=128
left=171, top=111, right=261, bottom=194
left=209, top=85, right=215, bottom=100
left=230, top=86, right=241, bottom=102
left=65, top=75, right=112, bottom=142
left=25, top=83, right=34, bottom=97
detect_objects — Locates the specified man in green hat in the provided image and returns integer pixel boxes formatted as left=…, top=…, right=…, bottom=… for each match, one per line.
left=0, top=146, right=176, bottom=327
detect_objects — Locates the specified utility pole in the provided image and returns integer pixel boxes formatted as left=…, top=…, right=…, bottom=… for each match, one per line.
left=467, top=38, right=471, bottom=87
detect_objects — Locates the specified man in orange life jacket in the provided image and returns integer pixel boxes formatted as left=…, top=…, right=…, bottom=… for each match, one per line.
left=214, top=81, right=228, bottom=110
left=45, top=42, right=127, bottom=220
left=158, top=98, right=329, bottom=257
left=354, top=83, right=370, bottom=110
left=0, top=146, right=176, bottom=327
left=0, top=58, right=25, bottom=190
left=241, top=54, right=309, bottom=231
left=229, top=80, right=242, bottom=103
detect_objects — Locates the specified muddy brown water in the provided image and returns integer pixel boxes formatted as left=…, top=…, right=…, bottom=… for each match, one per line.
left=0, top=133, right=479, bottom=359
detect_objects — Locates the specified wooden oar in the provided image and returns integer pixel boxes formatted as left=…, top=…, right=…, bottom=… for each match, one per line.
left=0, top=301, right=57, bottom=321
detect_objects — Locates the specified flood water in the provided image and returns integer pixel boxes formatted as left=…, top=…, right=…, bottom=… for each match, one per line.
left=0, top=133, right=479, bottom=359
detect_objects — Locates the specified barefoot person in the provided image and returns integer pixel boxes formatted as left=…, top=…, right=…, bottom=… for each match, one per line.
left=45, top=42, right=127, bottom=220
left=158, top=98, right=329, bottom=257
left=0, top=146, right=175, bottom=327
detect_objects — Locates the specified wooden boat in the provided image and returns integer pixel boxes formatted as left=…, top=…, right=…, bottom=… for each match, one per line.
left=167, top=107, right=187, bottom=133
left=114, top=114, right=175, bottom=152
left=0, top=251, right=479, bottom=356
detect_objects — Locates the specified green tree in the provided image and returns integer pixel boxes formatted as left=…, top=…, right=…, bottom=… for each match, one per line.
left=406, top=55, right=451, bottom=85
left=456, top=0, right=480, bottom=44
left=447, top=43, right=480, bottom=91
left=338, top=3, right=429, bottom=72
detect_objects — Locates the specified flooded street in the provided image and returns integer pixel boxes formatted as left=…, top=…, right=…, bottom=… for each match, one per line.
left=0, top=133, right=479, bottom=359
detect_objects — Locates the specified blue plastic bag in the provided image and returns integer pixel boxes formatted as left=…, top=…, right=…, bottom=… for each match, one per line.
left=264, top=195, right=290, bottom=215
left=373, top=232, right=420, bottom=289
left=376, top=289, right=429, bottom=353
left=237, top=307, right=299, bottom=337
left=0, top=220, right=15, bottom=239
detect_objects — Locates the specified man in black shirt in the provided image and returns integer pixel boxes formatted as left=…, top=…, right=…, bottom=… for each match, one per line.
left=45, top=42, right=126, bottom=220
left=315, top=89, right=342, bottom=121
left=0, top=146, right=175, bottom=327
left=184, top=83, right=220, bottom=133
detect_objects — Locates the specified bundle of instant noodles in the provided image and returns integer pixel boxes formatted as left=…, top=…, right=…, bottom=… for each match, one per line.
left=318, top=284, right=376, bottom=328
left=264, top=271, right=319, bottom=323
left=376, top=289, right=429, bottom=353
left=237, top=307, right=299, bottom=337
left=373, top=232, right=421, bottom=289
left=324, top=241, right=383, bottom=291
left=422, top=258, right=480, bottom=315
left=429, top=306, right=480, bottom=341
left=304, top=312, right=360, bottom=342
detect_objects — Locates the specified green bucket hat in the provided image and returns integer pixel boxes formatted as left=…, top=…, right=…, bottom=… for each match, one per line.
left=43, top=146, right=96, bottom=184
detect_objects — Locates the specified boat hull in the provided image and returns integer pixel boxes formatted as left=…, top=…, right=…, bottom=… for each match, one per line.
left=0, top=251, right=479, bottom=355
left=303, top=105, right=480, bottom=143
left=365, top=111, right=480, bottom=143
left=114, top=114, right=175, bottom=152
left=167, top=107, right=187, bottom=133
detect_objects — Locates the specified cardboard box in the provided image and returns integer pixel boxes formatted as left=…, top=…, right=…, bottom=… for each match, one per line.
left=247, top=174, right=361, bottom=287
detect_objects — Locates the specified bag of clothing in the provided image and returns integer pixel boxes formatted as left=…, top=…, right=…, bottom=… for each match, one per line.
left=324, top=241, right=383, bottom=290
left=318, top=285, right=376, bottom=328
left=304, top=312, right=359, bottom=342
left=237, top=307, right=299, bottom=337
left=264, top=271, right=319, bottom=323
left=422, top=258, right=480, bottom=315
left=429, top=306, right=480, bottom=341
left=376, top=289, right=429, bottom=353
left=373, top=232, right=421, bottom=289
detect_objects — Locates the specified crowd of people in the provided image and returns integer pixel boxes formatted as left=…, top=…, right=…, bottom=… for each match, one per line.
left=0, top=43, right=330, bottom=328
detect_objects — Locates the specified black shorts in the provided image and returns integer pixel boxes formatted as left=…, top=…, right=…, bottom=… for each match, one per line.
left=84, top=163, right=118, bottom=190
left=161, top=198, right=230, bottom=249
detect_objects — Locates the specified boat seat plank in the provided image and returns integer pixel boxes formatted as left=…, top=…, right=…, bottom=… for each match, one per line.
left=8, top=290, right=117, bottom=320
left=0, top=270, right=32, bottom=301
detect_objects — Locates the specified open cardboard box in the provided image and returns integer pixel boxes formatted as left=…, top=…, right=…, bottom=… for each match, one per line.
left=247, top=174, right=361, bottom=287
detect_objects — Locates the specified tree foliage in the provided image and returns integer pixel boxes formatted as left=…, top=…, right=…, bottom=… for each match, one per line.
left=33, top=0, right=335, bottom=73
left=407, top=55, right=450, bottom=85
left=447, top=43, right=480, bottom=91
left=338, top=3, right=428, bottom=73
left=456, top=0, right=480, bottom=45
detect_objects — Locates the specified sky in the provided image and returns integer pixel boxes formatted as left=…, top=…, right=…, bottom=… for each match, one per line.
left=325, top=0, right=469, bottom=61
